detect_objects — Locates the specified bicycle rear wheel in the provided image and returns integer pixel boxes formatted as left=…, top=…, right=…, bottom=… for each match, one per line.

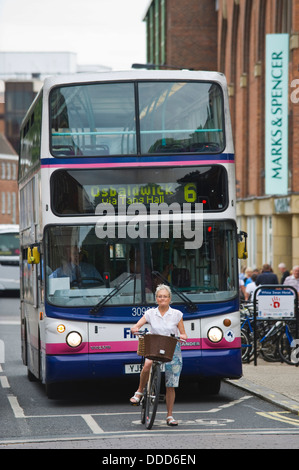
left=145, top=363, right=161, bottom=430
left=278, top=330, right=295, bottom=365
left=260, top=337, right=280, bottom=362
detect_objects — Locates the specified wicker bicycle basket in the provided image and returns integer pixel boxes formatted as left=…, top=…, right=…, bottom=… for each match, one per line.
left=143, top=334, right=177, bottom=363
left=137, top=336, right=145, bottom=356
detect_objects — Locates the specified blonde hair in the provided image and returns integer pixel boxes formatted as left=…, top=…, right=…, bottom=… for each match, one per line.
left=155, top=284, right=172, bottom=299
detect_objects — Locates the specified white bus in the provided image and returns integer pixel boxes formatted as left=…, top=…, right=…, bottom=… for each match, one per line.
left=0, top=224, right=20, bottom=292
left=19, top=70, right=246, bottom=397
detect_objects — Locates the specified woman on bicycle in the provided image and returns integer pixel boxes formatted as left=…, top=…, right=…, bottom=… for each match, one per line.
left=130, top=284, right=187, bottom=426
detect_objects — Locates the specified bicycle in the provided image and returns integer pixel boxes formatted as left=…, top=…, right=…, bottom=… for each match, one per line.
left=276, top=320, right=297, bottom=365
left=240, top=302, right=255, bottom=362
left=241, top=314, right=281, bottom=363
left=240, top=302, right=297, bottom=365
left=136, top=331, right=184, bottom=430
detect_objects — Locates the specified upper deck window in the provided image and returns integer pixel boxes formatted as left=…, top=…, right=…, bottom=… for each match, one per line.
left=50, top=82, right=136, bottom=157
left=138, top=82, right=224, bottom=154
left=50, top=81, right=224, bottom=157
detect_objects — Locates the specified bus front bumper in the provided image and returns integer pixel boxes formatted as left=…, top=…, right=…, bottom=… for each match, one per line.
left=45, top=348, right=242, bottom=384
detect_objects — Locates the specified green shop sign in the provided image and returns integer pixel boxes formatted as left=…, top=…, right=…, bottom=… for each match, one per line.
left=265, top=34, right=289, bottom=195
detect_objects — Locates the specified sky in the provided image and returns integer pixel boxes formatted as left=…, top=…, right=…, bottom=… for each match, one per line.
left=0, top=0, right=149, bottom=70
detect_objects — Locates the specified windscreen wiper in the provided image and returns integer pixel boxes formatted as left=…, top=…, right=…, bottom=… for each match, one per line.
left=152, top=271, right=197, bottom=313
left=90, top=274, right=136, bottom=314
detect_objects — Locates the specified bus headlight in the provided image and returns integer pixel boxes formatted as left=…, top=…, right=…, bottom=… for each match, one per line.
left=66, top=331, right=82, bottom=348
left=207, top=327, right=223, bottom=343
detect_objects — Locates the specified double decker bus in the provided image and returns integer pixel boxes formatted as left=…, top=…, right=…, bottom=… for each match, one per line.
left=19, top=70, right=245, bottom=397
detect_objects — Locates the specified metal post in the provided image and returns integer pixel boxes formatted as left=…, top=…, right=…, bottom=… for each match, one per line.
left=253, top=287, right=263, bottom=366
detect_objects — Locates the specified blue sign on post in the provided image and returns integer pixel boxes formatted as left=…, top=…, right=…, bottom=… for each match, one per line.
left=265, top=34, right=289, bottom=195
left=257, top=288, right=295, bottom=319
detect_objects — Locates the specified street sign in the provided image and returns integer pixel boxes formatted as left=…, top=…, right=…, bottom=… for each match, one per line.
left=257, top=288, right=295, bottom=319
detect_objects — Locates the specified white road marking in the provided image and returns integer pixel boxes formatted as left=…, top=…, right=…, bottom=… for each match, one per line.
left=4, top=390, right=253, bottom=438
left=0, top=376, right=10, bottom=388
left=7, top=395, right=25, bottom=418
left=1, top=427, right=299, bottom=447
left=218, top=396, right=252, bottom=409
left=81, top=414, right=104, bottom=434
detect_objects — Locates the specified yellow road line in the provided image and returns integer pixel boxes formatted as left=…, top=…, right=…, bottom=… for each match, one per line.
left=257, top=411, right=299, bottom=427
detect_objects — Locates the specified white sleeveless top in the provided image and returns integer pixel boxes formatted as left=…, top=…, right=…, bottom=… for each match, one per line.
left=144, top=306, right=183, bottom=337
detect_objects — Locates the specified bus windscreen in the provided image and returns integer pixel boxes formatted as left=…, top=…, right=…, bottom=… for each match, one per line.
left=50, top=81, right=224, bottom=157
left=45, top=221, right=238, bottom=308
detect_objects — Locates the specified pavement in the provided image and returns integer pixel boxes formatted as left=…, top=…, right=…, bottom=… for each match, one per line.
left=226, top=359, right=299, bottom=415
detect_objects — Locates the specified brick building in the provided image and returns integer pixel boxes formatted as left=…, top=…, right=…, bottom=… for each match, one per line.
left=0, top=133, right=18, bottom=225
left=144, top=0, right=217, bottom=71
left=218, top=0, right=299, bottom=274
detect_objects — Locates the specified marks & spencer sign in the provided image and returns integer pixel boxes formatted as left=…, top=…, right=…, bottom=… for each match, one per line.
left=265, top=34, right=289, bottom=195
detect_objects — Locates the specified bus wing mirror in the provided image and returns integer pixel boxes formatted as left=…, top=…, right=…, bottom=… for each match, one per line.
left=27, top=246, right=40, bottom=264
left=237, top=231, right=248, bottom=260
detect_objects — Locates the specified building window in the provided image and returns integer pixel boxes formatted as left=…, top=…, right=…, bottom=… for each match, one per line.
left=12, top=192, right=16, bottom=224
left=12, top=164, right=17, bottom=180
left=160, top=0, right=166, bottom=64
left=1, top=163, right=5, bottom=179
left=155, top=0, right=160, bottom=65
left=6, top=163, right=11, bottom=180
left=262, top=216, right=273, bottom=266
left=247, top=216, right=257, bottom=269
left=1, top=192, right=5, bottom=214
left=7, top=192, right=11, bottom=214
left=148, top=6, right=154, bottom=64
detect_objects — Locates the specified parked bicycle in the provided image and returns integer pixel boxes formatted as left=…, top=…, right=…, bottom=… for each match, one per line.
left=241, top=304, right=279, bottom=362
left=136, top=331, right=185, bottom=430
left=240, top=302, right=297, bottom=365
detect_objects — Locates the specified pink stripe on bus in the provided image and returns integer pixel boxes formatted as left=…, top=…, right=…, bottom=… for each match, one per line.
left=45, top=337, right=240, bottom=355
left=201, top=337, right=241, bottom=349
left=46, top=342, right=88, bottom=355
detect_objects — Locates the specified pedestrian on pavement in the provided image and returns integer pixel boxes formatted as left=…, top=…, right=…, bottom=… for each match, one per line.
left=244, top=267, right=253, bottom=287
left=278, top=262, right=290, bottom=284
left=256, top=264, right=278, bottom=286
left=283, top=265, right=299, bottom=292
left=245, top=272, right=258, bottom=301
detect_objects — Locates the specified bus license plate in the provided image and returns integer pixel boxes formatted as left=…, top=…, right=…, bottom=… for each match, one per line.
left=125, top=364, right=142, bottom=374
left=125, top=363, right=165, bottom=374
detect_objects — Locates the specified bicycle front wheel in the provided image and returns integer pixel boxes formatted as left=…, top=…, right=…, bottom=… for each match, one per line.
left=145, top=363, right=161, bottom=430
left=241, top=330, right=251, bottom=362
left=140, top=390, right=146, bottom=424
